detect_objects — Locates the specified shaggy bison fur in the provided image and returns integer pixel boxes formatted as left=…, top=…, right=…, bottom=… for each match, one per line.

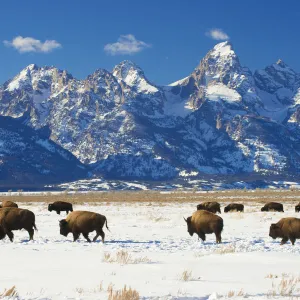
left=196, top=201, right=221, bottom=214
left=0, top=208, right=37, bottom=242
left=184, top=210, right=223, bottom=243
left=0, top=200, right=18, bottom=209
left=224, top=203, right=244, bottom=213
left=48, top=201, right=73, bottom=215
left=261, top=202, right=284, bottom=212
left=59, top=211, right=109, bottom=243
left=269, top=217, right=300, bottom=245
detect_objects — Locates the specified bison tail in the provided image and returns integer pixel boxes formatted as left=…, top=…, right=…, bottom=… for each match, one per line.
left=33, top=223, right=38, bottom=231
left=105, top=218, right=110, bottom=232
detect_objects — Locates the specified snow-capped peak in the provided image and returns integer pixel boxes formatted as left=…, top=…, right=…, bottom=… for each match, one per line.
left=113, top=60, right=158, bottom=94
left=210, top=41, right=235, bottom=58
left=276, top=59, right=287, bottom=68
left=5, top=64, right=36, bottom=92
left=26, top=63, right=38, bottom=71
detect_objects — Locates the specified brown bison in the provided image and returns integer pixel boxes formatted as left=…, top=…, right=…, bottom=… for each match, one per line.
left=196, top=201, right=221, bottom=214
left=48, top=201, right=73, bottom=215
left=224, top=203, right=244, bottom=213
left=59, top=211, right=109, bottom=243
left=0, top=200, right=18, bottom=209
left=269, top=218, right=300, bottom=245
left=184, top=210, right=223, bottom=243
left=261, top=202, right=284, bottom=212
left=295, top=203, right=300, bottom=213
left=0, top=208, right=37, bottom=242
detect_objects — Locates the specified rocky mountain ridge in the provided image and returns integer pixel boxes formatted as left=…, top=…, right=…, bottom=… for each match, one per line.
left=1, top=41, right=300, bottom=183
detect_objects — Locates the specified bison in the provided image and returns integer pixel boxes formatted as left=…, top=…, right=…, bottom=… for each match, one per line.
left=0, top=200, right=18, bottom=209
left=261, top=202, right=284, bottom=212
left=48, top=201, right=73, bottom=215
left=295, top=203, right=300, bottom=213
left=196, top=201, right=221, bottom=214
left=59, top=211, right=109, bottom=243
left=184, top=210, right=223, bottom=243
left=269, top=217, right=300, bottom=245
left=224, top=203, right=244, bottom=213
left=0, top=208, right=37, bottom=242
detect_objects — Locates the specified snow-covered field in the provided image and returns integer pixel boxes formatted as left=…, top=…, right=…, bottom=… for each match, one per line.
left=1, top=201, right=300, bottom=299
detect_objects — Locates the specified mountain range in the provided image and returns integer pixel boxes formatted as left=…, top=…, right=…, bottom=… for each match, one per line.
left=1, top=41, right=300, bottom=187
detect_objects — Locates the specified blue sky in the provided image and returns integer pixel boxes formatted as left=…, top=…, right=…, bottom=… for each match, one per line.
left=1, top=0, right=300, bottom=85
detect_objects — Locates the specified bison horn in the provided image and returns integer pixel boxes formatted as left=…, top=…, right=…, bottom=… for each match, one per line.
left=183, top=217, right=187, bottom=223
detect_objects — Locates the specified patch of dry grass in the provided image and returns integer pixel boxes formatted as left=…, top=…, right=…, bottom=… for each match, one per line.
left=4, top=188, right=300, bottom=204
left=213, top=245, right=236, bottom=255
left=0, top=286, right=18, bottom=298
left=179, top=270, right=199, bottom=282
left=103, top=250, right=151, bottom=264
left=265, top=273, right=279, bottom=279
left=108, top=285, right=139, bottom=300
left=148, top=214, right=170, bottom=222
left=267, top=274, right=300, bottom=297
left=227, top=289, right=245, bottom=297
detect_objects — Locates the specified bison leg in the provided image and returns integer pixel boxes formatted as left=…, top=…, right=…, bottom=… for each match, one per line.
left=56, top=210, right=60, bottom=215
left=27, top=228, right=34, bottom=241
left=7, top=231, right=14, bottom=242
left=93, top=230, right=105, bottom=243
left=290, top=237, right=296, bottom=245
left=216, top=232, right=222, bottom=244
left=83, top=233, right=91, bottom=243
left=72, top=232, right=80, bottom=242
left=280, top=237, right=288, bottom=245
left=198, top=231, right=206, bottom=242
left=66, top=211, right=69, bottom=215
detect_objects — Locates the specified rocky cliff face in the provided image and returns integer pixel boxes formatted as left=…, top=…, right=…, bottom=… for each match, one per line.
left=1, top=41, right=300, bottom=182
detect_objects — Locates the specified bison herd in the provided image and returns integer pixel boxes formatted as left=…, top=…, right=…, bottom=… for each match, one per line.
left=0, top=200, right=109, bottom=243
left=0, top=199, right=300, bottom=246
left=185, top=201, right=300, bottom=245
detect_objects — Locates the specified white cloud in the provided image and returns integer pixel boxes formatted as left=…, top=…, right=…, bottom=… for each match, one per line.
left=3, top=36, right=61, bottom=53
left=104, top=34, right=151, bottom=55
left=206, top=28, right=229, bottom=41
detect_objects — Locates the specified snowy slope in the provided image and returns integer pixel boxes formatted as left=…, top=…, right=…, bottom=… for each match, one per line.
left=0, top=115, right=86, bottom=186
left=1, top=201, right=300, bottom=299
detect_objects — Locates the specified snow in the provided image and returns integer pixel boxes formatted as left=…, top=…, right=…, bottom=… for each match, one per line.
left=163, top=87, right=194, bottom=117
left=1, top=201, right=300, bottom=299
left=256, top=90, right=290, bottom=122
left=113, top=61, right=158, bottom=94
left=179, top=170, right=199, bottom=177
left=36, top=139, right=56, bottom=153
left=168, top=76, right=189, bottom=87
left=211, top=41, right=235, bottom=58
left=206, top=84, right=241, bottom=102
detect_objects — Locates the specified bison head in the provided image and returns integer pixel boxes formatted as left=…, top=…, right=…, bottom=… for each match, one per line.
left=196, top=204, right=204, bottom=211
left=59, top=219, right=70, bottom=237
left=184, top=216, right=194, bottom=236
left=224, top=206, right=229, bottom=213
left=261, top=206, right=267, bottom=212
left=295, top=206, right=300, bottom=212
left=48, top=204, right=53, bottom=212
left=269, top=223, right=282, bottom=239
